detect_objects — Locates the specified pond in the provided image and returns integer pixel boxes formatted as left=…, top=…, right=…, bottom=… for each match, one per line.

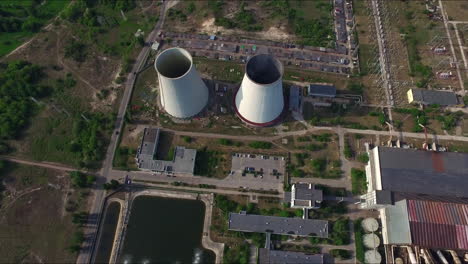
left=95, top=202, right=121, bottom=263
left=118, top=196, right=215, bottom=264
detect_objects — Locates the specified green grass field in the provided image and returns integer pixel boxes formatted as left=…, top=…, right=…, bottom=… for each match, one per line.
left=0, top=0, right=70, bottom=57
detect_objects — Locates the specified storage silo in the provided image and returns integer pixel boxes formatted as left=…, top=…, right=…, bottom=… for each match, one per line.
left=155, top=47, right=208, bottom=118
left=234, top=54, right=284, bottom=126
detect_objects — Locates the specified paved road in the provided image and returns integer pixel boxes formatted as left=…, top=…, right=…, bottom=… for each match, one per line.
left=157, top=124, right=468, bottom=143
left=76, top=2, right=170, bottom=263
left=110, top=169, right=283, bottom=193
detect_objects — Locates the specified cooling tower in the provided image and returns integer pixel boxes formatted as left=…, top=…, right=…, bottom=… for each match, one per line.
left=234, top=54, right=284, bottom=126
left=155, top=47, right=208, bottom=118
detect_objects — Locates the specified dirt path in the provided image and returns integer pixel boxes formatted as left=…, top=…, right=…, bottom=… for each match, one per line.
left=0, top=156, right=81, bottom=173
left=55, top=32, right=99, bottom=91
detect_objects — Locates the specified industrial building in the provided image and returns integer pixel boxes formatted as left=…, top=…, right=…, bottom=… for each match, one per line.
left=258, top=249, right=323, bottom=264
left=407, top=88, right=459, bottom=106
left=381, top=199, right=468, bottom=250
left=360, top=146, right=468, bottom=209
left=288, top=183, right=323, bottom=209
left=228, top=212, right=328, bottom=238
left=308, top=83, right=337, bottom=98
left=135, top=128, right=196, bottom=174
left=155, top=47, right=208, bottom=118
left=289, top=86, right=301, bottom=112
left=234, top=54, right=285, bottom=126
left=358, top=145, right=468, bottom=261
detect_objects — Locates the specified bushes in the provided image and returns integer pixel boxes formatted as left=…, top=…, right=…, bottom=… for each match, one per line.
left=103, top=179, right=120, bottom=190
left=0, top=61, right=46, bottom=140
left=70, top=171, right=95, bottom=188
left=357, top=153, right=369, bottom=163
left=219, top=138, right=233, bottom=146
left=64, top=39, right=87, bottom=62
left=351, top=168, right=367, bottom=195
left=330, top=249, right=351, bottom=259
left=248, top=141, right=272, bottom=149
left=68, top=230, right=85, bottom=253
left=354, top=219, right=365, bottom=263
left=194, top=147, right=224, bottom=177
left=294, top=153, right=309, bottom=166
left=223, top=242, right=250, bottom=264
left=348, top=82, right=364, bottom=94
left=310, top=158, right=326, bottom=172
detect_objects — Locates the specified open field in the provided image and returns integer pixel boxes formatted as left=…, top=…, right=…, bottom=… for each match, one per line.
left=164, top=0, right=333, bottom=45
left=0, top=163, right=87, bottom=263
left=443, top=1, right=468, bottom=22
left=4, top=1, right=160, bottom=167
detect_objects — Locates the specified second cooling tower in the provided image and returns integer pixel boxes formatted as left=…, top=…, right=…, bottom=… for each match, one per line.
left=235, top=54, right=284, bottom=126
left=155, top=48, right=208, bottom=119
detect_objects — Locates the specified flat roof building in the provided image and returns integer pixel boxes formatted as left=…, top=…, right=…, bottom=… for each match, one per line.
left=382, top=199, right=468, bottom=250
left=360, top=146, right=468, bottom=209
left=308, top=84, right=336, bottom=98
left=136, top=128, right=197, bottom=174
left=228, top=212, right=328, bottom=238
left=290, top=183, right=323, bottom=209
left=289, top=86, right=301, bottom=112
left=407, top=88, right=459, bottom=106
left=258, top=248, right=323, bottom=264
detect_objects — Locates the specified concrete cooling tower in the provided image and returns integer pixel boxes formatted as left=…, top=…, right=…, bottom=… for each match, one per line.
left=234, top=54, right=284, bottom=126
left=155, top=47, right=208, bottom=119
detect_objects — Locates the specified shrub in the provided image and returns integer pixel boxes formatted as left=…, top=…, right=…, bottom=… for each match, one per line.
left=330, top=249, right=351, bottom=259
left=357, top=153, right=369, bottom=163
left=351, top=168, right=367, bottom=195
left=248, top=141, right=272, bottom=149
left=70, top=171, right=94, bottom=188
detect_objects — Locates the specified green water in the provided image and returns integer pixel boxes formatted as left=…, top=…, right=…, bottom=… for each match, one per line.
left=95, top=202, right=121, bottom=263
left=118, top=196, right=215, bottom=264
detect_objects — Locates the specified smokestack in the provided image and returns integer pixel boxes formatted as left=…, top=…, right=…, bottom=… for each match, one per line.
left=234, top=54, right=284, bottom=126
left=155, top=47, right=208, bottom=119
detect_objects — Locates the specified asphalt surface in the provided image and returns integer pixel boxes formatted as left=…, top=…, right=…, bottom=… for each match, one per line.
left=75, top=2, right=170, bottom=263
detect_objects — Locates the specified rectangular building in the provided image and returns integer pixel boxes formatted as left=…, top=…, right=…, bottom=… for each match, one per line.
left=382, top=199, right=468, bottom=250
left=290, top=183, right=323, bottom=209
left=228, top=212, right=328, bottom=238
left=407, top=88, right=459, bottom=106
left=308, top=84, right=337, bottom=98
left=361, top=146, right=468, bottom=209
left=136, top=128, right=197, bottom=174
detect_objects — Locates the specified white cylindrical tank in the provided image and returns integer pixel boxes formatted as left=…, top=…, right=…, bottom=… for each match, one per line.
left=235, top=54, right=284, bottom=126
left=155, top=47, right=208, bottom=119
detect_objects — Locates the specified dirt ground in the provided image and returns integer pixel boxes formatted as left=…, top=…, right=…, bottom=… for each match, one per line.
left=0, top=163, right=89, bottom=263
left=443, top=1, right=468, bottom=22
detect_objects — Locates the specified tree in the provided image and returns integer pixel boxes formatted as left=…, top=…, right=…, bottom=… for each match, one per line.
left=291, top=168, right=305, bottom=178
left=351, top=168, right=367, bottom=195
left=248, top=141, right=272, bottom=149
left=70, top=171, right=86, bottom=187
left=187, top=2, right=196, bottom=13
left=64, top=39, right=87, bottom=62
left=310, top=158, right=326, bottom=172
left=357, top=153, right=369, bottom=163
left=103, top=179, right=120, bottom=190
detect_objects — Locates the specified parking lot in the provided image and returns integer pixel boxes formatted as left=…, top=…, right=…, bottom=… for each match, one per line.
left=224, top=153, right=286, bottom=190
